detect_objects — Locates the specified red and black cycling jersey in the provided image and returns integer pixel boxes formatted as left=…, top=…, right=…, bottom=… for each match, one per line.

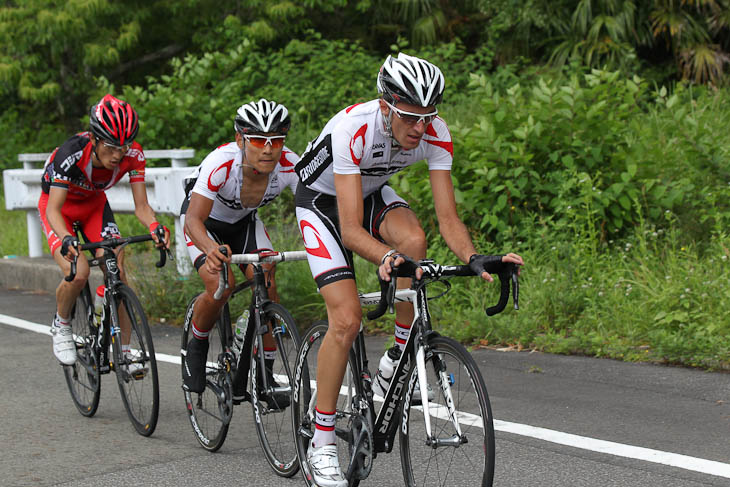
left=41, top=132, right=146, bottom=201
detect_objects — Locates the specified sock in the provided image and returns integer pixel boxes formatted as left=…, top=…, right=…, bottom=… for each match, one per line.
left=191, top=320, right=209, bottom=341
left=394, top=320, right=411, bottom=352
left=122, top=344, right=131, bottom=354
left=263, top=348, right=276, bottom=361
left=311, top=408, right=336, bottom=447
left=54, top=313, right=70, bottom=328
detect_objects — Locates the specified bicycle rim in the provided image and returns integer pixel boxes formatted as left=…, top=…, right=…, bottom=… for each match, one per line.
left=249, top=302, right=301, bottom=477
left=113, top=284, right=160, bottom=436
left=63, top=285, right=101, bottom=417
left=292, top=321, right=361, bottom=486
left=182, top=297, right=232, bottom=452
left=399, top=336, right=495, bottom=487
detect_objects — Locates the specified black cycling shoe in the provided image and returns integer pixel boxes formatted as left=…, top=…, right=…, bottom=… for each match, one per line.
left=257, top=359, right=290, bottom=410
left=182, top=337, right=209, bottom=393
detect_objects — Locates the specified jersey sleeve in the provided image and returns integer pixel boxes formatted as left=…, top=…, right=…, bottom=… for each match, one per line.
left=191, top=149, right=234, bottom=201
left=279, top=147, right=300, bottom=193
left=126, top=142, right=146, bottom=183
left=332, top=121, right=368, bottom=176
left=46, top=136, right=88, bottom=190
left=423, top=118, right=453, bottom=171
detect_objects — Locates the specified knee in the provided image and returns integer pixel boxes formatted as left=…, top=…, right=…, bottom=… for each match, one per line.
left=398, top=230, right=427, bottom=259
left=328, top=311, right=361, bottom=348
left=70, top=268, right=90, bottom=290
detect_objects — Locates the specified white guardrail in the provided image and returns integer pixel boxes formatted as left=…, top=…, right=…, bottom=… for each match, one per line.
left=3, top=150, right=195, bottom=275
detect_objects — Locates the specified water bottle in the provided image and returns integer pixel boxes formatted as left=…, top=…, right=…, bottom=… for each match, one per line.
left=94, top=285, right=105, bottom=325
left=373, top=346, right=400, bottom=397
left=233, top=309, right=250, bottom=354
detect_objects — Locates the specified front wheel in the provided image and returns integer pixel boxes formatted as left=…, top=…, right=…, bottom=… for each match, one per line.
left=63, top=285, right=101, bottom=417
left=181, top=296, right=233, bottom=452
left=399, top=336, right=495, bottom=487
left=112, top=284, right=160, bottom=436
left=250, top=302, right=301, bottom=477
left=292, top=321, right=362, bottom=487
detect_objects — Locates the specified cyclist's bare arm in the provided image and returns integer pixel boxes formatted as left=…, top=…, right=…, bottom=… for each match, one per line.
left=183, top=192, right=231, bottom=273
left=335, top=172, right=421, bottom=282
left=430, top=169, right=524, bottom=280
left=335, top=172, right=393, bottom=253
left=429, top=170, right=478, bottom=261
left=130, top=181, right=170, bottom=249
left=47, top=186, right=77, bottom=261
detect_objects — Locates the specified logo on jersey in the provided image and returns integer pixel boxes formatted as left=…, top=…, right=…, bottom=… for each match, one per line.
left=60, top=150, right=83, bottom=172
left=299, top=220, right=332, bottom=260
left=207, top=159, right=234, bottom=191
left=371, top=142, right=385, bottom=150
left=295, top=134, right=333, bottom=186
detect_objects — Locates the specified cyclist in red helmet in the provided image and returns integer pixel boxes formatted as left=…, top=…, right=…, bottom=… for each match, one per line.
left=39, top=94, right=171, bottom=366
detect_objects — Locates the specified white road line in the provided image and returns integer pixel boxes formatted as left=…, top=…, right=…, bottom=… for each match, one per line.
left=2, top=313, right=729, bottom=479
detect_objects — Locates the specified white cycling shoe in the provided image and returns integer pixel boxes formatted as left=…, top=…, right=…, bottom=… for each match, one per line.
left=123, top=351, right=146, bottom=377
left=306, top=443, right=347, bottom=487
left=51, top=324, right=77, bottom=365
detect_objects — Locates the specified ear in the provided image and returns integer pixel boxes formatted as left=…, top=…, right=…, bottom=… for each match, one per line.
left=235, top=131, right=244, bottom=149
left=378, top=99, right=389, bottom=116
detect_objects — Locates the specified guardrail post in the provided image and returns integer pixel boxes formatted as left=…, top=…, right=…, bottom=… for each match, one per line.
left=26, top=211, right=44, bottom=257
left=174, top=216, right=190, bottom=275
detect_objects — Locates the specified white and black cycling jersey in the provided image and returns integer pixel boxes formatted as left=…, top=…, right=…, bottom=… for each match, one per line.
left=295, top=99, right=453, bottom=197
left=185, top=141, right=299, bottom=224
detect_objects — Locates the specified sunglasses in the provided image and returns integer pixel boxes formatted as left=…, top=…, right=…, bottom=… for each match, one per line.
left=100, top=140, right=132, bottom=153
left=385, top=101, right=438, bottom=126
left=244, top=134, right=286, bottom=149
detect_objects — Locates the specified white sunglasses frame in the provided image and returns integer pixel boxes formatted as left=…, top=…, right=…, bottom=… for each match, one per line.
left=384, top=101, right=438, bottom=126
left=99, top=139, right=132, bottom=153
left=243, top=134, right=287, bottom=147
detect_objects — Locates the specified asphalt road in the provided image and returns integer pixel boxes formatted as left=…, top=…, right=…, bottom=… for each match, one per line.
left=1, top=286, right=728, bottom=487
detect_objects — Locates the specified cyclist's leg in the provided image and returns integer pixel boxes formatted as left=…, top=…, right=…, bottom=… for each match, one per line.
left=39, top=192, right=91, bottom=364
left=297, top=189, right=359, bottom=486
left=180, top=213, right=236, bottom=392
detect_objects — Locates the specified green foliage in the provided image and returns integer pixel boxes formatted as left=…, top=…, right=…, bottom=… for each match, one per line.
left=400, top=66, right=722, bottom=245
left=107, top=35, right=383, bottom=157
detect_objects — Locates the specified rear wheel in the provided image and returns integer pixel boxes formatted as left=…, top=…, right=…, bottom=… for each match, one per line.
left=63, top=285, right=101, bottom=417
left=181, top=296, right=233, bottom=452
left=113, top=284, right=159, bottom=436
left=399, top=336, right=495, bottom=486
left=250, top=302, right=301, bottom=477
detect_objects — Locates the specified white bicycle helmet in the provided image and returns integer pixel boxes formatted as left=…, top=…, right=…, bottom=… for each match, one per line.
left=234, top=99, right=291, bottom=134
left=377, top=53, right=445, bottom=107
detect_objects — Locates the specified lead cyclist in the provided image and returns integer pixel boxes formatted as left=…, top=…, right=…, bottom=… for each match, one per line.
left=294, top=53, right=524, bottom=486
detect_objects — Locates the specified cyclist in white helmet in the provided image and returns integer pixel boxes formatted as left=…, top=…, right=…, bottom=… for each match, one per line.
left=294, top=53, right=524, bottom=486
left=181, top=99, right=299, bottom=408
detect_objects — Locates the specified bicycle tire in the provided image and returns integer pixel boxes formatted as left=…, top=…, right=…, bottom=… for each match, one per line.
left=399, top=335, right=495, bottom=486
left=181, top=296, right=233, bottom=452
left=63, top=284, right=101, bottom=417
left=292, top=321, right=361, bottom=487
left=250, top=302, right=301, bottom=477
left=112, top=284, right=160, bottom=436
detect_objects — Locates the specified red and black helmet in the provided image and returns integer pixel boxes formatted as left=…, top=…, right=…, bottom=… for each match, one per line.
left=89, top=94, right=139, bottom=145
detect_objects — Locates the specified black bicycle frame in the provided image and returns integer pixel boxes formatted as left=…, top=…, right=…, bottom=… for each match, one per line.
left=347, top=282, right=432, bottom=455
left=232, top=264, right=274, bottom=394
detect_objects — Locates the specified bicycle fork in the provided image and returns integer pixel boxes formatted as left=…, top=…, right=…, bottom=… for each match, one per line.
left=415, top=344, right=465, bottom=448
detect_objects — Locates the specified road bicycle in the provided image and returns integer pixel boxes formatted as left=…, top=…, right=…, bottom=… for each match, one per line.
left=292, top=258, right=519, bottom=486
left=63, top=224, right=169, bottom=436
left=181, top=249, right=306, bottom=477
